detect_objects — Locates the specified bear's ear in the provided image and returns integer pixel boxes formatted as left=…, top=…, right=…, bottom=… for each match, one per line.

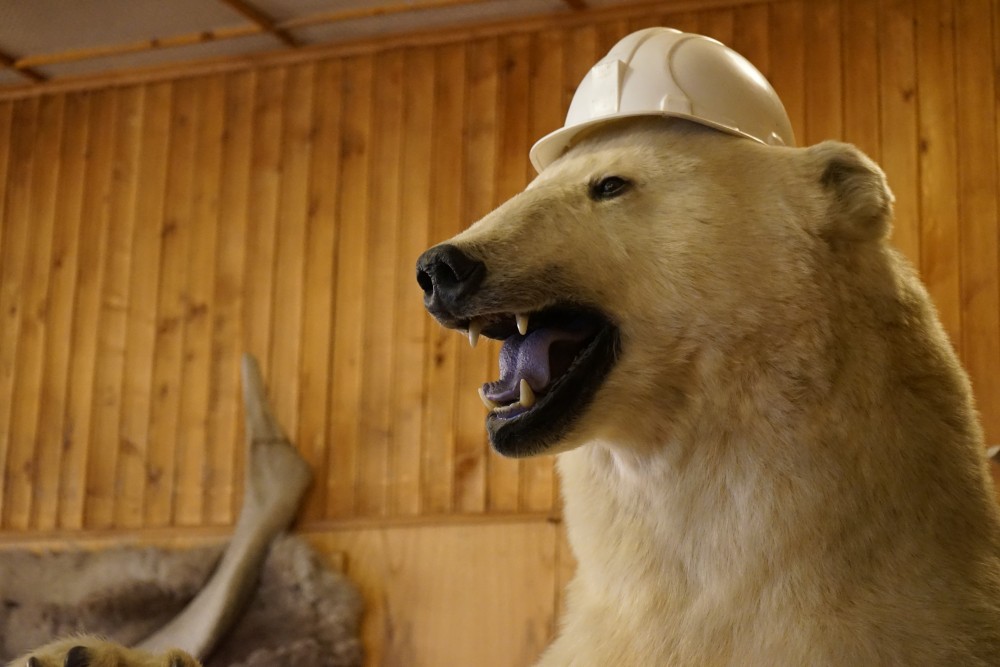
left=809, top=141, right=894, bottom=243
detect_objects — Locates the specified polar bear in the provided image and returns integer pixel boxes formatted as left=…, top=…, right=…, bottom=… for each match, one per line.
left=416, top=117, right=1000, bottom=665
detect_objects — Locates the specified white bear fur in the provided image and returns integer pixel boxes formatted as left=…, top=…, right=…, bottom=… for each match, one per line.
left=446, top=118, right=1000, bottom=665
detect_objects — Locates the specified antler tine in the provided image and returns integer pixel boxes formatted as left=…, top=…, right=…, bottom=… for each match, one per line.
left=240, top=353, right=286, bottom=444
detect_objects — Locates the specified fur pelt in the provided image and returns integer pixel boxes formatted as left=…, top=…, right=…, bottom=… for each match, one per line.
left=0, top=535, right=362, bottom=667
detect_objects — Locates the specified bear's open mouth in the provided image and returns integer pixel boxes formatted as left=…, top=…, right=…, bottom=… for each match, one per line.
left=461, top=306, right=620, bottom=457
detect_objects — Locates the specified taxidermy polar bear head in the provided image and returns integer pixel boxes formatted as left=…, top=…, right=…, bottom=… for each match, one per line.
left=415, top=117, right=946, bottom=461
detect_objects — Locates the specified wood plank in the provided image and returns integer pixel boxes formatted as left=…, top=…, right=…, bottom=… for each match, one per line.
left=305, top=520, right=559, bottom=667
left=731, top=3, right=770, bottom=80
left=878, top=0, right=921, bottom=265
left=234, top=66, right=286, bottom=516
left=357, top=50, right=404, bottom=517
left=389, top=47, right=434, bottom=517
left=175, top=75, right=226, bottom=527
left=204, top=70, right=255, bottom=526
left=595, top=19, right=629, bottom=57
left=327, top=54, right=373, bottom=518
left=914, top=0, right=962, bottom=351
left=563, top=25, right=598, bottom=114
left=699, top=7, right=735, bottom=45
left=32, top=92, right=90, bottom=531
left=768, top=1, right=806, bottom=144
left=658, top=10, right=700, bottom=36
left=0, top=101, right=13, bottom=264
left=242, top=67, right=286, bottom=370
left=955, top=0, right=1000, bottom=444
left=454, top=37, right=499, bottom=514
left=114, top=81, right=171, bottom=529
left=419, top=42, right=465, bottom=516
left=0, top=97, right=39, bottom=528
left=804, top=0, right=842, bottom=143
left=85, top=86, right=144, bottom=529
left=2, top=94, right=64, bottom=530
left=144, top=79, right=199, bottom=528
left=269, top=63, right=315, bottom=439
left=841, top=0, right=881, bottom=160
left=297, top=60, right=341, bottom=523
left=57, top=90, right=116, bottom=530
left=262, top=61, right=313, bottom=520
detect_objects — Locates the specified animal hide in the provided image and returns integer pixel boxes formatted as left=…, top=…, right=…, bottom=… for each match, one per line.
left=0, top=535, right=363, bottom=667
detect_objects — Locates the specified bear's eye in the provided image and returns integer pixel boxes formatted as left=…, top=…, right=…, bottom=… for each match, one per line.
left=589, top=176, right=631, bottom=201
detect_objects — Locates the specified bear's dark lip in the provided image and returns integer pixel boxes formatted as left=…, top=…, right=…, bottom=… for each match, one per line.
left=454, top=305, right=621, bottom=458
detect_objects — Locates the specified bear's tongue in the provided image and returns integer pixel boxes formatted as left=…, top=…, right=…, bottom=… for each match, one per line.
left=482, top=325, right=592, bottom=404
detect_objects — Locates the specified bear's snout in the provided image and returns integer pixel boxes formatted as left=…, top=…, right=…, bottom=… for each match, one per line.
left=416, top=243, right=485, bottom=323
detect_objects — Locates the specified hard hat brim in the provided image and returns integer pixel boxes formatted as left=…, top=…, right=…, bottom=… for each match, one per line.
left=529, top=111, right=776, bottom=173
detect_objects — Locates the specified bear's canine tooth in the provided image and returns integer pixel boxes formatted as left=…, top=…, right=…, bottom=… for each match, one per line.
left=478, top=386, right=499, bottom=410
left=468, top=319, right=482, bottom=348
left=519, top=378, right=536, bottom=408
left=516, top=313, right=529, bottom=336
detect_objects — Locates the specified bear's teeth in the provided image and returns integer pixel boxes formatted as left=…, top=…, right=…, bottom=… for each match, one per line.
left=468, top=319, right=482, bottom=348
left=483, top=380, right=536, bottom=415
left=478, top=386, right=498, bottom=409
left=516, top=313, right=529, bottom=336
left=519, top=378, right=536, bottom=408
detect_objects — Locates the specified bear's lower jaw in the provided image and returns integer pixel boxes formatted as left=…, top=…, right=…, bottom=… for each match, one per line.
left=486, top=324, right=620, bottom=458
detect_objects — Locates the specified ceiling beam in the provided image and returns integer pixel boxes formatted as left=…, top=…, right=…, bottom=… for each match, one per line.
left=280, top=0, right=494, bottom=30
left=14, top=25, right=261, bottom=70
left=0, top=49, right=46, bottom=82
left=216, top=0, right=299, bottom=47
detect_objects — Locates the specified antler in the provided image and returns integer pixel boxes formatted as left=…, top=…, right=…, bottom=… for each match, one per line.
left=137, top=354, right=312, bottom=660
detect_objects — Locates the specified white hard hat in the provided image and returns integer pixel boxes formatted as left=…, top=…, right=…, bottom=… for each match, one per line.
left=529, top=27, right=795, bottom=172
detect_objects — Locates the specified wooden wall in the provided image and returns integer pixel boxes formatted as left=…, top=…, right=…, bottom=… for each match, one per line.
left=1, top=0, right=999, bottom=664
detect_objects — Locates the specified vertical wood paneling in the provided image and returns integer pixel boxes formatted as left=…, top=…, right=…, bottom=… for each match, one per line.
left=32, top=92, right=90, bottom=530
left=298, top=61, right=340, bottom=523
left=879, top=0, right=922, bottom=265
left=145, top=80, right=197, bottom=527
left=700, top=7, right=735, bottom=44
left=357, top=49, right=403, bottom=517
left=270, top=64, right=315, bottom=438
left=58, top=89, right=116, bottom=530
left=768, top=1, right=806, bottom=142
left=0, top=96, right=40, bottom=528
left=804, top=0, right=842, bottom=144
left=327, top=54, right=372, bottom=518
left=732, top=3, right=770, bottom=78
left=233, top=66, right=285, bottom=513
left=115, top=82, right=171, bottom=529
left=0, top=0, right=999, bottom=538
left=204, top=70, right=255, bottom=525
left=916, top=0, right=962, bottom=349
left=390, top=47, right=434, bottom=517
left=175, top=76, right=226, bottom=527
left=3, top=94, right=63, bottom=530
left=842, top=0, right=881, bottom=160
left=0, top=102, right=12, bottom=266
left=86, top=86, right=144, bottom=529
left=955, top=0, right=1000, bottom=444
left=420, top=42, right=465, bottom=516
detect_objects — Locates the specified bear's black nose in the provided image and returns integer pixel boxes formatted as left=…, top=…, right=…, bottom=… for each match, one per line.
left=416, top=244, right=485, bottom=316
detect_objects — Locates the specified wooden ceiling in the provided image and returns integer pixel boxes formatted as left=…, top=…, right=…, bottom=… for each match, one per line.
left=0, top=0, right=718, bottom=93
